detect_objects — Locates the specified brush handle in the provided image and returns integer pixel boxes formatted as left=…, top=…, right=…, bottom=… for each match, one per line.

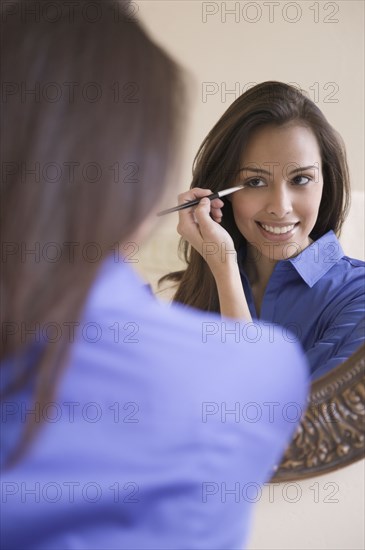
left=156, top=192, right=220, bottom=216
left=156, top=185, right=244, bottom=217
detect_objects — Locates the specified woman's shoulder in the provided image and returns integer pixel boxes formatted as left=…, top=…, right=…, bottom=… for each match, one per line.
left=72, top=257, right=309, bottom=402
left=334, top=254, right=365, bottom=289
left=341, top=255, right=365, bottom=268
left=78, top=259, right=308, bottom=383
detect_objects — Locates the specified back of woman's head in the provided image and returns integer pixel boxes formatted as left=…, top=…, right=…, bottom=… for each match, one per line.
left=1, top=0, right=185, bottom=459
left=2, top=0, right=184, bottom=357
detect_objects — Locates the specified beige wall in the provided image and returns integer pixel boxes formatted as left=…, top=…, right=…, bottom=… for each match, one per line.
left=134, top=2, right=364, bottom=549
left=136, top=0, right=364, bottom=193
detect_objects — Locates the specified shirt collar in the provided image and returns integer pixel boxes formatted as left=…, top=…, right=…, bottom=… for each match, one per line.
left=286, top=230, right=345, bottom=286
left=238, top=230, right=345, bottom=288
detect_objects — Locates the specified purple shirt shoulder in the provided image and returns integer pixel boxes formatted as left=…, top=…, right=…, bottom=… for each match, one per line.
left=1, top=254, right=309, bottom=549
left=238, top=230, right=365, bottom=379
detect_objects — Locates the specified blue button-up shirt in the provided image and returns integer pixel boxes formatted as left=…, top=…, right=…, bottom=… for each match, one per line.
left=238, top=230, right=365, bottom=380
left=1, top=254, right=309, bottom=550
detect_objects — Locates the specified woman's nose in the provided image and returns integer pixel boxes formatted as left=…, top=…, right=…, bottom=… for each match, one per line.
left=265, top=184, right=293, bottom=218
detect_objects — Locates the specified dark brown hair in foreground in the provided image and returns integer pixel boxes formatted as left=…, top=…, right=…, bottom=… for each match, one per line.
left=1, top=0, right=185, bottom=463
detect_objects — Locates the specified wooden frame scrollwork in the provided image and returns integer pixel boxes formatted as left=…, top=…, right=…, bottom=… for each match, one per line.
left=271, top=343, right=365, bottom=482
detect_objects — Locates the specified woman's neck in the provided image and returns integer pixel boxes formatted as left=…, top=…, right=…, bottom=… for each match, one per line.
left=243, top=245, right=277, bottom=291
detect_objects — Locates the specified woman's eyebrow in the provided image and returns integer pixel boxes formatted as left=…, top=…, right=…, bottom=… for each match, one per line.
left=238, top=165, right=319, bottom=175
left=288, top=165, right=319, bottom=174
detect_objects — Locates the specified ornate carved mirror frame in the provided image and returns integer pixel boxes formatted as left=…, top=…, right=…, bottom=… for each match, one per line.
left=271, top=343, right=365, bottom=481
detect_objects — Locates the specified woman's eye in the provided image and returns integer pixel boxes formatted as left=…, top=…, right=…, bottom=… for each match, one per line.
left=246, top=178, right=265, bottom=187
left=293, top=175, right=311, bottom=185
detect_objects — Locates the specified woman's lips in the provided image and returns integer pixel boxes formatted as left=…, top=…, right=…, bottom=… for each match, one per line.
left=255, top=221, right=300, bottom=241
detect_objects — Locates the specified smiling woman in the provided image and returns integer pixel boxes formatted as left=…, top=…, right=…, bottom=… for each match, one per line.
left=160, top=81, right=365, bottom=380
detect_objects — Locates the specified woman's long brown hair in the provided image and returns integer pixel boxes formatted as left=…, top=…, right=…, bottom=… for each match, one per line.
left=160, top=81, right=351, bottom=313
left=1, top=0, right=185, bottom=464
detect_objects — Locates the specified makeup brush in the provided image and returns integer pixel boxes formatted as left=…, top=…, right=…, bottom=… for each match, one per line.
left=156, top=184, right=245, bottom=216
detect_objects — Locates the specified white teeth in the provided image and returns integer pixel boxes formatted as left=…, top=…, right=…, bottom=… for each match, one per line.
left=259, top=223, right=296, bottom=234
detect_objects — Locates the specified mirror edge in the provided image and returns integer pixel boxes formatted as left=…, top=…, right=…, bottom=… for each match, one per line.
left=271, top=342, right=365, bottom=482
